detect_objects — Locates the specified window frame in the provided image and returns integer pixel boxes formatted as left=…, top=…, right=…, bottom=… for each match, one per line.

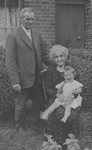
left=0, top=0, right=24, bottom=46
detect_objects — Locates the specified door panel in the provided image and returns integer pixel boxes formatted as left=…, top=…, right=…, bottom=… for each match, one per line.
left=55, top=4, right=85, bottom=48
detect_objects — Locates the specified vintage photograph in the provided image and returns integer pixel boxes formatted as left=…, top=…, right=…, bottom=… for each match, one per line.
left=0, top=0, right=92, bottom=150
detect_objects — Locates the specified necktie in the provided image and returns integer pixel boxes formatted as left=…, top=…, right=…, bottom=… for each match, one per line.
left=26, top=29, right=32, bottom=41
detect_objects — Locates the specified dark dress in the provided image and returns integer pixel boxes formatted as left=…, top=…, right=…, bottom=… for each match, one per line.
left=44, top=64, right=80, bottom=145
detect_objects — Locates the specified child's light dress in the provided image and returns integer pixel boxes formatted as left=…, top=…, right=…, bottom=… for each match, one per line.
left=55, top=80, right=83, bottom=109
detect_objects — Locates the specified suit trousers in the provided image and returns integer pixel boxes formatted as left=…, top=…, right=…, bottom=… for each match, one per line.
left=15, top=81, right=45, bottom=124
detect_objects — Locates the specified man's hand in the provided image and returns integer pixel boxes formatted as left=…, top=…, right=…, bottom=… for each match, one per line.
left=12, top=83, right=21, bottom=92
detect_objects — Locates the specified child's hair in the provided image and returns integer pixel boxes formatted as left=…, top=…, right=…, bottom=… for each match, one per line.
left=64, top=66, right=76, bottom=77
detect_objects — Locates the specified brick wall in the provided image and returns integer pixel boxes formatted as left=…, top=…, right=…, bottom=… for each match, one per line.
left=0, top=0, right=91, bottom=50
left=85, top=0, right=92, bottom=50
left=24, top=0, right=92, bottom=51
left=24, top=0, right=55, bottom=50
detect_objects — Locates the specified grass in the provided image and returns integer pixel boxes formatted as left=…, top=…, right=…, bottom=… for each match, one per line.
left=0, top=110, right=92, bottom=150
left=0, top=112, right=45, bottom=150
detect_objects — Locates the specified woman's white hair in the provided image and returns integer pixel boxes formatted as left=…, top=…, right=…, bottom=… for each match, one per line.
left=49, top=44, right=69, bottom=61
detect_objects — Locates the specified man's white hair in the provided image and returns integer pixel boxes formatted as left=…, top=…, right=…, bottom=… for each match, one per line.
left=20, top=7, right=34, bottom=18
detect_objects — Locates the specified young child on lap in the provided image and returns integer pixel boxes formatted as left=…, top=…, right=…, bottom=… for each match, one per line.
left=40, top=66, right=83, bottom=123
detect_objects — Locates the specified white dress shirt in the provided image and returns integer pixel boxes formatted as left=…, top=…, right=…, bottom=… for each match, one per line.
left=21, top=24, right=32, bottom=41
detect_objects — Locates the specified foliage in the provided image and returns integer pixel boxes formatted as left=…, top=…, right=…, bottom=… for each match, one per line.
left=0, top=46, right=15, bottom=116
left=63, top=134, right=80, bottom=150
left=0, top=117, right=44, bottom=150
left=1, top=46, right=92, bottom=114
left=41, top=134, right=62, bottom=150
left=68, top=47, right=92, bottom=60
left=67, top=48, right=92, bottom=109
left=68, top=53, right=92, bottom=91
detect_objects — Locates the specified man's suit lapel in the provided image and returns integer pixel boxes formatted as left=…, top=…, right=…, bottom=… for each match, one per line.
left=19, top=27, right=33, bottom=48
left=31, top=29, right=38, bottom=51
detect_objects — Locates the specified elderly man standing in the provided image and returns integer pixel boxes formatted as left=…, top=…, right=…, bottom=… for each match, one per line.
left=6, top=7, right=50, bottom=130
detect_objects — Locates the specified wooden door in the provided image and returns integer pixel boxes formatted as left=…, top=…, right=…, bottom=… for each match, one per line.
left=55, top=4, right=85, bottom=48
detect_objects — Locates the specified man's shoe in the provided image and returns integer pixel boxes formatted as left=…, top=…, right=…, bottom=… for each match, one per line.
left=15, top=123, right=26, bottom=133
left=15, top=123, right=20, bottom=131
left=18, top=126, right=26, bottom=134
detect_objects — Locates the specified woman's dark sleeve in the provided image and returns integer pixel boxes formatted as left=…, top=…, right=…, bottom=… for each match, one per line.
left=75, top=73, right=80, bottom=82
left=74, top=73, right=81, bottom=98
left=45, top=66, right=57, bottom=98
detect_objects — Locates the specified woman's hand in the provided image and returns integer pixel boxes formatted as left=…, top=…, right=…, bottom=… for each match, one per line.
left=72, top=87, right=82, bottom=95
left=72, top=89, right=76, bottom=95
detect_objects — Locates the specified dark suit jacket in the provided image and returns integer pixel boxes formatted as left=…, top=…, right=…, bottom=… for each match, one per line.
left=6, top=26, right=49, bottom=88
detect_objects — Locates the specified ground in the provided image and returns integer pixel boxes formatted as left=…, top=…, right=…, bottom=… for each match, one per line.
left=0, top=112, right=45, bottom=150
left=0, top=110, right=91, bottom=150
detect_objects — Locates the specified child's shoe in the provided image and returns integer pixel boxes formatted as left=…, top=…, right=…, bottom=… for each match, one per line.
left=60, top=118, right=66, bottom=123
left=40, top=111, right=48, bottom=120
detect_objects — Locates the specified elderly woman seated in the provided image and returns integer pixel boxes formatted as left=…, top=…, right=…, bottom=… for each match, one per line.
left=42, top=44, right=82, bottom=146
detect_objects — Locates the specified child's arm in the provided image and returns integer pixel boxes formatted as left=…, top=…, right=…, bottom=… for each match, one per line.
left=65, top=87, right=83, bottom=105
left=56, top=82, right=65, bottom=102
left=56, top=82, right=65, bottom=94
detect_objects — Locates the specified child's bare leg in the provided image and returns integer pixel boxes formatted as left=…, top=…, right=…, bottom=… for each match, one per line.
left=61, top=105, right=71, bottom=122
left=40, top=99, right=60, bottom=120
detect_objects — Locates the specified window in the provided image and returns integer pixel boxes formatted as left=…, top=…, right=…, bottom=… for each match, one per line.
left=0, top=0, right=24, bottom=47
left=0, top=0, right=19, bottom=7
